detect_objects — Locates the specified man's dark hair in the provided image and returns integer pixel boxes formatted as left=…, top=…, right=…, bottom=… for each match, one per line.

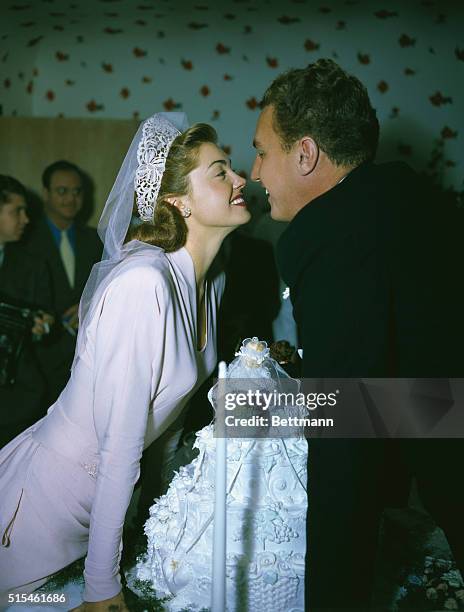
left=261, top=58, right=379, bottom=167
left=0, top=175, right=27, bottom=207
left=42, top=160, right=84, bottom=190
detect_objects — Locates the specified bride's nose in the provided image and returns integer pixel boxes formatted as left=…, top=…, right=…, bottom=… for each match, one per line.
left=232, top=170, right=247, bottom=190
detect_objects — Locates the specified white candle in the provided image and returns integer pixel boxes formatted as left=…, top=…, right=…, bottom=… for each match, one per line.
left=211, top=361, right=227, bottom=611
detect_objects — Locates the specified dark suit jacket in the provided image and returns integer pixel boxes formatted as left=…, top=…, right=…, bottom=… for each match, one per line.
left=218, top=231, right=281, bottom=362
left=277, top=161, right=462, bottom=379
left=25, top=217, right=102, bottom=315
left=25, top=216, right=102, bottom=400
left=0, top=243, right=52, bottom=436
left=276, top=161, right=464, bottom=609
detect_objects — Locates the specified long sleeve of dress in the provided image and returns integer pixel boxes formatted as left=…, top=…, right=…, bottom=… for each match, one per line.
left=83, top=266, right=169, bottom=601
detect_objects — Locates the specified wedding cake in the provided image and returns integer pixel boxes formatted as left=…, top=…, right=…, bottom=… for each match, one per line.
left=135, top=338, right=307, bottom=611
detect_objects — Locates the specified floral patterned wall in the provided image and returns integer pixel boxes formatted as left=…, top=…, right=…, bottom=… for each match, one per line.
left=1, top=0, right=463, bottom=189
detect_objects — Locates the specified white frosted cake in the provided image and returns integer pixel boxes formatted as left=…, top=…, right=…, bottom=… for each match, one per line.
left=134, top=338, right=307, bottom=611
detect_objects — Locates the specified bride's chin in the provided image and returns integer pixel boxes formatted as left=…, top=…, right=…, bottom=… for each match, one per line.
left=233, top=211, right=251, bottom=225
left=232, top=204, right=251, bottom=215
left=226, top=218, right=250, bottom=232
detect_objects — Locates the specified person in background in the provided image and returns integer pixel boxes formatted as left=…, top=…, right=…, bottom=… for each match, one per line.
left=0, top=175, right=53, bottom=448
left=25, top=160, right=102, bottom=401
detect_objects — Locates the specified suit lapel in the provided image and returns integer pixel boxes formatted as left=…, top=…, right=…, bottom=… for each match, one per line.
left=29, top=218, right=75, bottom=311
left=0, top=246, right=11, bottom=292
left=41, top=219, right=73, bottom=293
left=74, top=226, right=91, bottom=296
left=0, top=245, right=33, bottom=304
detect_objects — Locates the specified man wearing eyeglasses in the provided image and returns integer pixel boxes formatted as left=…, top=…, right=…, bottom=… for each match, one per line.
left=26, top=160, right=102, bottom=401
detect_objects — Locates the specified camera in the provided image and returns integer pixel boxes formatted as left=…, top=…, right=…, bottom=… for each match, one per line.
left=0, top=301, right=37, bottom=386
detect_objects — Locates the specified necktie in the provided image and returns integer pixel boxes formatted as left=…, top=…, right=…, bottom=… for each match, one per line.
left=60, top=230, right=75, bottom=288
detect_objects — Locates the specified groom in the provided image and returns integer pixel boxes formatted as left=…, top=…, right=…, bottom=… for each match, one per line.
left=252, top=59, right=463, bottom=610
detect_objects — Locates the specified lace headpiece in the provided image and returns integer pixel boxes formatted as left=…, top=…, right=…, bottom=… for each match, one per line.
left=135, top=114, right=182, bottom=222
left=73, top=112, right=188, bottom=367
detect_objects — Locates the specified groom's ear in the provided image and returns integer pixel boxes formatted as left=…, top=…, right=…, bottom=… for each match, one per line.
left=297, top=137, right=319, bottom=176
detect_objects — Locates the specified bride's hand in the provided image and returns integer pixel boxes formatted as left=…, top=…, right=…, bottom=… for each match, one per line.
left=69, top=591, right=129, bottom=612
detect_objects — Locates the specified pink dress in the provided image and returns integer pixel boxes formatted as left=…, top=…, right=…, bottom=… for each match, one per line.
left=0, top=246, right=224, bottom=603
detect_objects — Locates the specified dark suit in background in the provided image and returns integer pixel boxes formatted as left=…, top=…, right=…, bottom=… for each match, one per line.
left=0, top=243, right=52, bottom=448
left=25, top=217, right=102, bottom=401
left=277, top=161, right=463, bottom=610
left=218, top=231, right=281, bottom=362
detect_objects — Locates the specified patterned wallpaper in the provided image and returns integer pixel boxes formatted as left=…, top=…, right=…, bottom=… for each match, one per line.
left=1, top=0, right=463, bottom=189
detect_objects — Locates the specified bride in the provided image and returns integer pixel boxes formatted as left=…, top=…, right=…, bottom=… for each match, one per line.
left=0, top=112, right=250, bottom=611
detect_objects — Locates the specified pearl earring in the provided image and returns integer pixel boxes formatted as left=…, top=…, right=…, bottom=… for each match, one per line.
left=182, top=207, right=191, bottom=218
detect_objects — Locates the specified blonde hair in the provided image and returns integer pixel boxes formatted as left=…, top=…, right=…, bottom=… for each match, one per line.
left=127, top=123, right=218, bottom=252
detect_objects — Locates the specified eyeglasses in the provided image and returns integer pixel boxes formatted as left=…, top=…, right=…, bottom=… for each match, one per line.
left=52, top=187, right=82, bottom=197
